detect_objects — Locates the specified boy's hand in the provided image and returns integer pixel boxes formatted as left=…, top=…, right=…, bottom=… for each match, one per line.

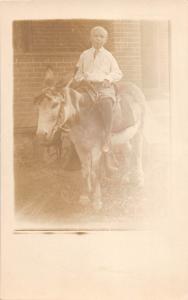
left=103, top=79, right=111, bottom=88
left=81, top=79, right=88, bottom=85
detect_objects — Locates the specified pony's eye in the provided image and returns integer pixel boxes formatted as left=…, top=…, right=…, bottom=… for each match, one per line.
left=52, top=102, right=59, bottom=109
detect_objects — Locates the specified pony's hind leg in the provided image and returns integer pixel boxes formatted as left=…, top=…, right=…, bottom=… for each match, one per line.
left=129, top=131, right=144, bottom=188
left=90, top=148, right=103, bottom=210
left=79, top=156, right=93, bottom=205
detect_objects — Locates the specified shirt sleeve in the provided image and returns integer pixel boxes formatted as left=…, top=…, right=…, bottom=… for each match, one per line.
left=105, top=55, right=123, bottom=83
left=74, top=52, right=85, bottom=82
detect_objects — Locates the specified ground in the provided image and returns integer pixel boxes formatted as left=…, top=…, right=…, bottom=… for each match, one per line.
left=14, top=99, right=169, bottom=231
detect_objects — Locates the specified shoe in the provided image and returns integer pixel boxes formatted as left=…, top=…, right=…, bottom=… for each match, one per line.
left=102, top=138, right=111, bottom=153
left=102, top=143, right=110, bottom=153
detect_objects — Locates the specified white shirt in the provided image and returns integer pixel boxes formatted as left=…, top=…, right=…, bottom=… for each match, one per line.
left=74, top=47, right=123, bottom=83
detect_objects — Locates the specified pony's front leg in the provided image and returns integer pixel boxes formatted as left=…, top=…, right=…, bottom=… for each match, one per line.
left=79, top=154, right=92, bottom=206
left=73, top=141, right=103, bottom=209
left=70, top=140, right=92, bottom=205
left=91, top=167, right=102, bottom=210
left=79, top=156, right=102, bottom=210
left=90, top=149, right=103, bottom=210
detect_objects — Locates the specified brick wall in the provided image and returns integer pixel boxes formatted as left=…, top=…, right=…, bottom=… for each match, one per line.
left=14, top=20, right=142, bottom=130
left=141, top=21, right=169, bottom=98
left=157, top=22, right=169, bottom=93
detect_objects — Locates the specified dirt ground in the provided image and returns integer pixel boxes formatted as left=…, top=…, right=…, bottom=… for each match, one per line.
left=14, top=129, right=169, bottom=230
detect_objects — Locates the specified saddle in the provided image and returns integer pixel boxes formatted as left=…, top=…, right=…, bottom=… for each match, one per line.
left=71, top=79, right=135, bottom=133
left=71, top=80, right=99, bottom=103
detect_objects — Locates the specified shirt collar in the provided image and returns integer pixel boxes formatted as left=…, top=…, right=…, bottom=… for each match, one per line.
left=91, top=46, right=104, bottom=52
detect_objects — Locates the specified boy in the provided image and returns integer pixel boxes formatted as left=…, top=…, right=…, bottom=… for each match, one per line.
left=74, top=26, right=123, bottom=153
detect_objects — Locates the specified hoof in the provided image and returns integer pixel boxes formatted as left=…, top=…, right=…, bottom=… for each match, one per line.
left=137, top=176, right=144, bottom=188
left=79, top=195, right=91, bottom=206
left=125, top=141, right=132, bottom=153
left=93, top=199, right=103, bottom=210
left=131, top=172, right=145, bottom=188
left=121, top=173, right=131, bottom=184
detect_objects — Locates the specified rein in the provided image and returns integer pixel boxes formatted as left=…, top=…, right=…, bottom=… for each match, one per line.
left=41, top=88, right=70, bottom=141
left=51, top=100, right=71, bottom=138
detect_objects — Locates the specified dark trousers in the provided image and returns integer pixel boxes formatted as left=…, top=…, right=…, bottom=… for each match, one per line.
left=97, top=97, right=113, bottom=140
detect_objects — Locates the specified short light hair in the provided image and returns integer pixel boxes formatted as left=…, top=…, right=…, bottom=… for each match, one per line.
left=90, top=26, right=108, bottom=39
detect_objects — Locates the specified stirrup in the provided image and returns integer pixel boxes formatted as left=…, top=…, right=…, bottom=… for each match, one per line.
left=102, top=144, right=110, bottom=153
left=102, top=136, right=112, bottom=153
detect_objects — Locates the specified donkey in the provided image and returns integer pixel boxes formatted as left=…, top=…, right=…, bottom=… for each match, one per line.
left=35, top=72, right=146, bottom=209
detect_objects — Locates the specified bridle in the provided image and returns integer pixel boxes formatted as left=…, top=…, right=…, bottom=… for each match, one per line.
left=40, top=87, right=71, bottom=141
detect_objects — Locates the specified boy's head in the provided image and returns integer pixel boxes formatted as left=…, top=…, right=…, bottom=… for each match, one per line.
left=90, top=26, right=108, bottom=49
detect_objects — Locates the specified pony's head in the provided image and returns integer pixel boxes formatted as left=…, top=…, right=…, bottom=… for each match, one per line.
left=35, top=68, right=82, bottom=144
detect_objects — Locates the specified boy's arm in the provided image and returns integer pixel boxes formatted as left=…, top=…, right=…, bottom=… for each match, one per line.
left=74, top=53, right=85, bottom=82
left=105, top=55, right=123, bottom=83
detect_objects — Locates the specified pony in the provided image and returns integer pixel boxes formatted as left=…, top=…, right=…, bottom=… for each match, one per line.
left=35, top=71, right=146, bottom=209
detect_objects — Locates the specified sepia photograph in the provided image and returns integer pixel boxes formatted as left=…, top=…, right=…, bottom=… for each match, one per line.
left=14, top=19, right=170, bottom=231
left=1, top=1, right=188, bottom=299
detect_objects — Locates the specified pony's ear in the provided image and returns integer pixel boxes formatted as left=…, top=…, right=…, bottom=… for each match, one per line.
left=44, top=67, right=55, bottom=88
left=33, top=93, right=44, bottom=105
